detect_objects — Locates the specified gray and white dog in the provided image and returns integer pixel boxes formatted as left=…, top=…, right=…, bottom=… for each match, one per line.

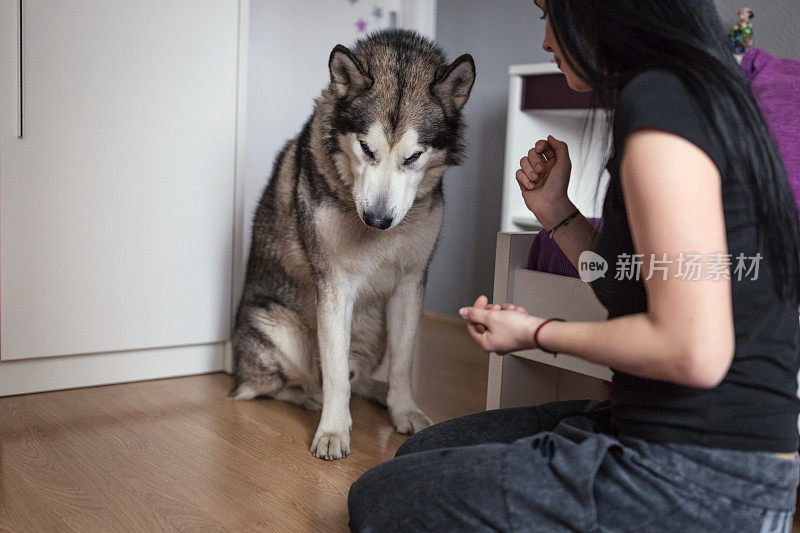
left=231, top=29, right=475, bottom=460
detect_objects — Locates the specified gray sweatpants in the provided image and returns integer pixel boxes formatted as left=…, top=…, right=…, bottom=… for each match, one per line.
left=348, top=400, right=799, bottom=532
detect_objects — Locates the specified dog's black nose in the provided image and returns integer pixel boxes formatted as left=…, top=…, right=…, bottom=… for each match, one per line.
left=363, top=211, right=393, bottom=230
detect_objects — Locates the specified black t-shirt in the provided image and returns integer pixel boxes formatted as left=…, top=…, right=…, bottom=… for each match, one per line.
left=590, top=70, right=800, bottom=452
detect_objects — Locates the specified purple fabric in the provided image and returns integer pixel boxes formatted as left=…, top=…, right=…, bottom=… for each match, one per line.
left=742, top=48, right=800, bottom=211
left=527, top=50, right=800, bottom=278
left=743, top=49, right=800, bottom=316
left=526, top=218, right=603, bottom=277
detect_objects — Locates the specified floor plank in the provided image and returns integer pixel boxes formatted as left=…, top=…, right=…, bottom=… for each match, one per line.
left=0, top=316, right=489, bottom=532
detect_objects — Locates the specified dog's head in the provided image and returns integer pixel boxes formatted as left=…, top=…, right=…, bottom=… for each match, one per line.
left=324, top=30, right=475, bottom=230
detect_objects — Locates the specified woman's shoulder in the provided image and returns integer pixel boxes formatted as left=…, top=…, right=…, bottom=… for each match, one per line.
left=613, top=69, right=723, bottom=170
left=615, top=69, right=697, bottom=125
left=619, top=70, right=687, bottom=100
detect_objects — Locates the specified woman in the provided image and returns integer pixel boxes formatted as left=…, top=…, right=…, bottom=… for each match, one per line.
left=348, top=1, right=800, bottom=530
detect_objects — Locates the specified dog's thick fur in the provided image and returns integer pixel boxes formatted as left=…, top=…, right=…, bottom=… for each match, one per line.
left=231, top=29, right=475, bottom=460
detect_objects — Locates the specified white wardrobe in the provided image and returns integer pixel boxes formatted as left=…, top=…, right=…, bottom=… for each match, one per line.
left=0, top=0, right=241, bottom=395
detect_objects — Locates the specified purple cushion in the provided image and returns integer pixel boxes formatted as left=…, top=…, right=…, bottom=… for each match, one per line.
left=742, top=48, right=800, bottom=210
left=526, top=218, right=603, bottom=277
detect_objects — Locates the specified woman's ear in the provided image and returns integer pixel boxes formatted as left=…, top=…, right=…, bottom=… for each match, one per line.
left=430, top=54, right=476, bottom=114
left=328, top=44, right=372, bottom=97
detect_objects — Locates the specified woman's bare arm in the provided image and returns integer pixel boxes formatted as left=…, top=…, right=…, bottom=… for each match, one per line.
left=472, top=130, right=734, bottom=388
left=536, top=130, right=735, bottom=387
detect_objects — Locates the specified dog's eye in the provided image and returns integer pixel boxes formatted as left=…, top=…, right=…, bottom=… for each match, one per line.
left=359, top=140, right=375, bottom=160
left=404, top=151, right=423, bottom=165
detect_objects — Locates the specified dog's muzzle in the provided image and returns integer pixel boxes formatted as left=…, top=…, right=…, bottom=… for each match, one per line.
left=362, top=211, right=393, bottom=230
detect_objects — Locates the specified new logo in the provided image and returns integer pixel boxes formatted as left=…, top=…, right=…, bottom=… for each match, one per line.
left=578, top=251, right=608, bottom=282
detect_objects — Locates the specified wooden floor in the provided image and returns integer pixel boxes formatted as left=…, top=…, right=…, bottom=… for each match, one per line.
left=3, top=315, right=798, bottom=532
left=0, top=314, right=489, bottom=532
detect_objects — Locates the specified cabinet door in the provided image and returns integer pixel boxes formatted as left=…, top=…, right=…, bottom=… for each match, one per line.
left=0, top=1, right=238, bottom=360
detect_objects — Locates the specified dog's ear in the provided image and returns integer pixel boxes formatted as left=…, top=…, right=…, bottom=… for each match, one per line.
left=329, top=44, right=372, bottom=97
left=431, top=54, right=475, bottom=114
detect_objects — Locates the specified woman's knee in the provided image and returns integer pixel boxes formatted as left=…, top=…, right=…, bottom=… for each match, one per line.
left=348, top=459, right=408, bottom=531
left=394, top=410, right=505, bottom=457
left=347, top=470, right=375, bottom=531
left=395, top=425, right=436, bottom=457
left=395, top=400, right=605, bottom=458
left=394, top=417, right=462, bottom=457
left=351, top=444, right=511, bottom=531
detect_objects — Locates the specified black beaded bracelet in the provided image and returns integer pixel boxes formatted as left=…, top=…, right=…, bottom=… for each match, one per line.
left=533, top=318, right=565, bottom=355
left=547, top=209, right=581, bottom=239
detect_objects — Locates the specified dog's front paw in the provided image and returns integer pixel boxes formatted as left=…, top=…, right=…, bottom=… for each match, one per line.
left=310, top=430, right=350, bottom=460
left=391, top=409, right=432, bottom=435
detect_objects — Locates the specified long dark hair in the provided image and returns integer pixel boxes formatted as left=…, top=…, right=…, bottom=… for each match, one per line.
left=546, top=0, right=800, bottom=303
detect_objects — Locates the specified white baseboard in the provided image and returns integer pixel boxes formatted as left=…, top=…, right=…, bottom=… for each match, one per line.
left=0, top=343, right=225, bottom=397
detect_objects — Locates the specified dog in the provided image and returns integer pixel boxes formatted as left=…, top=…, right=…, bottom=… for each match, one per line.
left=230, top=29, right=475, bottom=460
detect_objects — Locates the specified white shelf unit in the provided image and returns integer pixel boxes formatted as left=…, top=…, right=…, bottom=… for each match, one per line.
left=487, top=232, right=611, bottom=410
left=500, top=63, right=610, bottom=232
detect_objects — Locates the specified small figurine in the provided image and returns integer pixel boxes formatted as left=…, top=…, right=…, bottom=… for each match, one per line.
left=729, top=6, right=755, bottom=59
